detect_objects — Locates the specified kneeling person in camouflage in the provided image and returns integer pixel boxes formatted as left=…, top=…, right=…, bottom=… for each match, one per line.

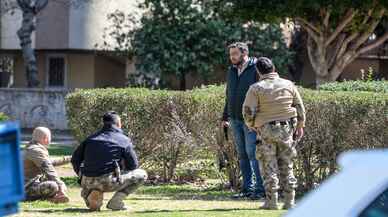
left=243, top=57, right=306, bottom=210
left=71, top=111, right=147, bottom=211
left=24, top=127, right=70, bottom=203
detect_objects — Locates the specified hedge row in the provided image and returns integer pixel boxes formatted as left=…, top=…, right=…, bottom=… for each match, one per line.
left=66, top=85, right=388, bottom=192
left=319, top=80, right=388, bottom=92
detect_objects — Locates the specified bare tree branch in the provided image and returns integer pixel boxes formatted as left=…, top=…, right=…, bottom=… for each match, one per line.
left=350, top=8, right=385, bottom=51
left=322, top=8, right=331, bottom=28
left=358, top=32, right=388, bottom=54
left=296, top=17, right=321, bottom=37
left=327, top=33, right=346, bottom=69
left=307, top=36, right=320, bottom=74
left=336, top=32, right=359, bottom=61
left=325, top=9, right=357, bottom=47
left=296, top=18, right=320, bottom=42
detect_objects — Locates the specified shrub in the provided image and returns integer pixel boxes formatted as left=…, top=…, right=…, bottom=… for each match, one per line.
left=66, top=86, right=388, bottom=192
left=319, top=80, right=388, bottom=93
left=0, top=112, right=9, bottom=122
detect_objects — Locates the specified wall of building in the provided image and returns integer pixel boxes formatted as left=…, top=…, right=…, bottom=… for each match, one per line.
left=341, top=58, right=380, bottom=80
left=13, top=52, right=46, bottom=88
left=0, top=9, right=31, bottom=50
left=68, top=0, right=141, bottom=50
left=35, top=0, right=70, bottom=49
left=67, top=53, right=95, bottom=89
left=0, top=88, right=69, bottom=130
left=94, top=55, right=127, bottom=88
left=1, top=0, right=142, bottom=50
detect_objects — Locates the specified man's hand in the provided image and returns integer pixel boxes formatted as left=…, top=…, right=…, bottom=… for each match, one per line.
left=295, top=127, right=304, bottom=140
left=221, top=121, right=230, bottom=128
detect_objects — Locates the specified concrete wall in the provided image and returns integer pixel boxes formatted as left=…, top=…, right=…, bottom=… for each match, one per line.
left=0, top=88, right=69, bottom=130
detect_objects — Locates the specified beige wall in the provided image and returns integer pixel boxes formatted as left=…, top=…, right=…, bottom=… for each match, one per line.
left=67, top=54, right=95, bottom=89
left=94, top=55, right=126, bottom=88
left=13, top=52, right=46, bottom=88
left=13, top=52, right=96, bottom=89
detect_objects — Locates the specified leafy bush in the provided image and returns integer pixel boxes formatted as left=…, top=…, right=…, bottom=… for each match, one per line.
left=0, top=112, right=9, bottom=122
left=319, top=80, right=388, bottom=93
left=66, top=86, right=388, bottom=192
left=103, top=0, right=293, bottom=89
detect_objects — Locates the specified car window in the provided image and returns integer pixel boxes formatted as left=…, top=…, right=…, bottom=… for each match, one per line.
left=359, top=188, right=388, bottom=217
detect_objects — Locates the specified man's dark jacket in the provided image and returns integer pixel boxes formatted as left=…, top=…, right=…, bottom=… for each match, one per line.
left=223, top=57, right=258, bottom=121
left=71, top=124, right=138, bottom=177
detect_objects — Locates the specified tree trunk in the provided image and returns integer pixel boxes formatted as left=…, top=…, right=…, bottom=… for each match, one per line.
left=179, top=72, right=186, bottom=90
left=16, top=0, right=48, bottom=88
left=297, top=8, right=388, bottom=87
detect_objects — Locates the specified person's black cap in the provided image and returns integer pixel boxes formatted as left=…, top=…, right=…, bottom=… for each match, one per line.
left=102, top=111, right=119, bottom=124
left=256, top=57, right=274, bottom=74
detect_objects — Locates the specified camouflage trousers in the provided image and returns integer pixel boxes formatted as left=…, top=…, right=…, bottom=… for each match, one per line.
left=256, top=121, right=298, bottom=199
left=80, top=169, right=147, bottom=205
left=25, top=180, right=59, bottom=201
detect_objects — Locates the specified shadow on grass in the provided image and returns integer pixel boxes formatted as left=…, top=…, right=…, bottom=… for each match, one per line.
left=135, top=207, right=262, bottom=214
left=23, top=208, right=92, bottom=213
left=134, top=184, right=238, bottom=201
left=24, top=207, right=263, bottom=214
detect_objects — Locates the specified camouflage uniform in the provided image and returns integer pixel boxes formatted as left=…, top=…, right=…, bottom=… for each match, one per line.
left=257, top=121, right=298, bottom=209
left=243, top=72, right=306, bottom=209
left=81, top=169, right=147, bottom=210
left=23, top=142, right=67, bottom=201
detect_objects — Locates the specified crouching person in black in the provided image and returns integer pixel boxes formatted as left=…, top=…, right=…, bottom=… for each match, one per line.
left=71, top=111, right=147, bottom=211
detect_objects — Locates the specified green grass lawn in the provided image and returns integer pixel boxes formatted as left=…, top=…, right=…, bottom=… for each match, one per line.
left=15, top=145, right=286, bottom=216
left=14, top=183, right=286, bottom=217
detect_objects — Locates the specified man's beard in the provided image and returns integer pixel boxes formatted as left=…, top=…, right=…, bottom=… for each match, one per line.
left=236, top=56, right=245, bottom=66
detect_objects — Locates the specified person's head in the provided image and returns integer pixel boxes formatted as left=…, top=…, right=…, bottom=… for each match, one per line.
left=32, top=127, right=51, bottom=146
left=255, top=57, right=275, bottom=75
left=228, top=42, right=249, bottom=65
left=103, top=111, right=122, bottom=128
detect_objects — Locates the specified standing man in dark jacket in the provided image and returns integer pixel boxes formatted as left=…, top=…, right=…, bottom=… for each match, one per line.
left=222, top=42, right=265, bottom=199
left=71, top=111, right=147, bottom=211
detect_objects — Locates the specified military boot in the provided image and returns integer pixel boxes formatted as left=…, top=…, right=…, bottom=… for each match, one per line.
left=107, top=192, right=128, bottom=211
left=86, top=190, right=104, bottom=211
left=283, top=190, right=296, bottom=210
left=260, top=192, right=279, bottom=210
left=48, top=194, right=70, bottom=204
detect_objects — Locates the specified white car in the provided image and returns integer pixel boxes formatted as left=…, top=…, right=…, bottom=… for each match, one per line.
left=285, top=150, right=388, bottom=217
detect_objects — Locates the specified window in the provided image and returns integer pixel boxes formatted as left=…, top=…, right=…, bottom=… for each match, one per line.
left=47, top=56, right=66, bottom=87
left=359, top=188, right=388, bottom=217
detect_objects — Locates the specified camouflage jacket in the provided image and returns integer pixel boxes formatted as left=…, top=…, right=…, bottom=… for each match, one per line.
left=243, top=73, right=306, bottom=129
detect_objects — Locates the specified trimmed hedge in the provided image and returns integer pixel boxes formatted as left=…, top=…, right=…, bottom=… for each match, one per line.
left=319, top=80, right=388, bottom=92
left=66, top=85, right=388, bottom=192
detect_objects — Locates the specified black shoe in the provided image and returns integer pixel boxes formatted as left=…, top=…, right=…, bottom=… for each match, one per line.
left=249, top=192, right=265, bottom=200
left=231, top=191, right=250, bottom=199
